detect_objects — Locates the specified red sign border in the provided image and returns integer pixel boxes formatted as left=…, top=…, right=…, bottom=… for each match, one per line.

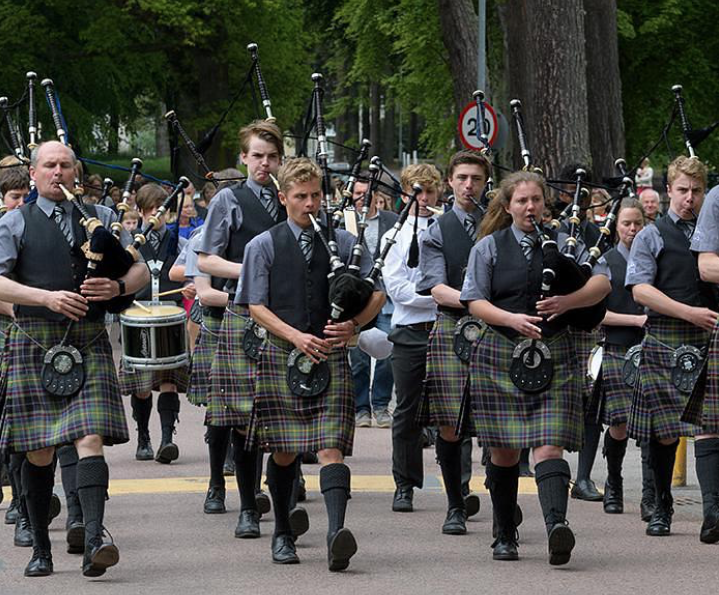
left=458, top=100, right=498, bottom=150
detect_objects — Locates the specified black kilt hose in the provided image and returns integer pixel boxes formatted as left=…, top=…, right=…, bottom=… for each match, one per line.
left=0, top=317, right=129, bottom=453
left=683, top=319, right=719, bottom=431
left=628, top=317, right=708, bottom=442
left=205, top=304, right=258, bottom=428
left=468, top=328, right=583, bottom=451
left=186, top=311, right=223, bottom=408
left=247, top=333, right=355, bottom=455
left=422, top=311, right=471, bottom=428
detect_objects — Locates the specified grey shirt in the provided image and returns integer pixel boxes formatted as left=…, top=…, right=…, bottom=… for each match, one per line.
left=417, top=202, right=479, bottom=294
left=0, top=195, right=140, bottom=276
left=626, top=209, right=689, bottom=288
left=691, top=185, right=719, bottom=253
left=237, top=219, right=378, bottom=306
left=183, top=229, right=208, bottom=279
left=460, top=224, right=609, bottom=303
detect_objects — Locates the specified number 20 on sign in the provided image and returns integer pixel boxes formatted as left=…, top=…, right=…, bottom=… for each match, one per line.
left=458, top=100, right=498, bottom=151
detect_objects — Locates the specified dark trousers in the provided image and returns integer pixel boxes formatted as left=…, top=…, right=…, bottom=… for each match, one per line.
left=389, top=326, right=430, bottom=490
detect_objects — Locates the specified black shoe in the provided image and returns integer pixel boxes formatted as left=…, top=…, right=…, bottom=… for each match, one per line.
left=442, top=507, right=468, bottom=535
left=48, top=493, right=61, bottom=525
left=155, top=440, right=179, bottom=464
left=136, top=431, right=154, bottom=461
left=547, top=522, right=575, bottom=566
left=24, top=548, right=53, bottom=577
left=289, top=506, right=310, bottom=538
left=82, top=535, right=120, bottom=577
left=392, top=488, right=414, bottom=513
left=203, top=486, right=226, bottom=514
left=571, top=478, right=603, bottom=502
left=302, top=452, right=319, bottom=465
left=328, top=527, right=358, bottom=572
left=222, top=457, right=235, bottom=477
left=14, top=516, right=33, bottom=547
left=256, top=491, right=271, bottom=516
left=640, top=494, right=656, bottom=522
left=700, top=506, right=719, bottom=544
left=646, top=505, right=673, bottom=536
left=235, top=509, right=261, bottom=539
left=272, top=533, right=299, bottom=564
left=464, top=492, right=480, bottom=518
left=4, top=498, right=19, bottom=524
left=66, top=520, right=85, bottom=554
left=603, top=477, right=624, bottom=514
left=492, top=535, right=519, bottom=561
left=297, top=474, right=307, bottom=503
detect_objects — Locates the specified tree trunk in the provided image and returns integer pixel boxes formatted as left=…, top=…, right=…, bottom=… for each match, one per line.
left=437, top=0, right=479, bottom=148
left=370, top=82, right=381, bottom=152
left=499, top=0, right=590, bottom=177
left=584, top=0, right=625, bottom=180
left=108, top=108, right=119, bottom=155
left=382, top=93, right=396, bottom=164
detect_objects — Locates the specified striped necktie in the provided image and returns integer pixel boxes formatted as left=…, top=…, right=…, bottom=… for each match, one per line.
left=260, top=186, right=278, bottom=221
left=149, top=230, right=162, bottom=253
left=520, top=234, right=535, bottom=260
left=299, top=229, right=313, bottom=263
left=677, top=219, right=695, bottom=240
left=464, top=214, right=476, bottom=238
left=53, top=205, right=74, bottom=247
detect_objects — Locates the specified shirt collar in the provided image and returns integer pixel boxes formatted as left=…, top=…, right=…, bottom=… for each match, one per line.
left=667, top=208, right=695, bottom=224
left=37, top=195, right=72, bottom=218
left=510, top=223, right=536, bottom=244
left=617, top=242, right=631, bottom=260
left=287, top=218, right=312, bottom=240
left=451, top=200, right=477, bottom=224
left=246, top=177, right=274, bottom=200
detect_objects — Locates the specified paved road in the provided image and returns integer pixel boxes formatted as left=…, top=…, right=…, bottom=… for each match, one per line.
left=1, top=333, right=718, bottom=593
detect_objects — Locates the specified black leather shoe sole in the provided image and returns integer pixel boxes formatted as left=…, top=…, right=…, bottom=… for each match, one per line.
left=67, top=522, right=85, bottom=554
left=328, top=528, right=358, bottom=572
left=548, top=524, right=575, bottom=566
left=48, top=494, right=62, bottom=524
left=256, top=492, right=271, bottom=516
left=83, top=543, right=120, bottom=577
left=700, top=516, right=719, bottom=544
left=465, top=493, right=480, bottom=518
left=155, top=443, right=179, bottom=464
left=289, top=507, right=310, bottom=538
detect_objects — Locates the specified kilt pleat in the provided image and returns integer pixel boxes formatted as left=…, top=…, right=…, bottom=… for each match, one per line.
left=0, top=313, right=13, bottom=417
left=205, top=305, right=257, bottom=428
left=628, top=317, right=707, bottom=442
left=570, top=327, right=602, bottom=407
left=0, top=317, right=129, bottom=452
left=186, top=315, right=222, bottom=407
left=118, top=363, right=189, bottom=395
left=683, top=319, right=719, bottom=431
left=598, top=343, right=635, bottom=427
left=247, top=334, right=354, bottom=455
left=468, top=328, right=583, bottom=451
left=423, top=313, right=471, bottom=428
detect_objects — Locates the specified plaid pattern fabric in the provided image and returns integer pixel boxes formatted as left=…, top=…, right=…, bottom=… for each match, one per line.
left=570, top=327, right=602, bottom=407
left=628, top=317, right=707, bottom=442
left=247, top=334, right=355, bottom=455
left=186, top=315, right=222, bottom=407
left=422, top=312, right=471, bottom=428
left=468, top=328, right=583, bottom=451
left=0, top=313, right=13, bottom=414
left=598, top=343, right=635, bottom=427
left=118, top=363, right=189, bottom=395
left=205, top=305, right=257, bottom=428
left=0, top=317, right=129, bottom=452
left=682, top=319, right=719, bottom=431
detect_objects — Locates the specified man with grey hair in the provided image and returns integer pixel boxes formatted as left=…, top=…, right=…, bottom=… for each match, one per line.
left=639, top=188, right=662, bottom=224
left=0, top=141, right=149, bottom=578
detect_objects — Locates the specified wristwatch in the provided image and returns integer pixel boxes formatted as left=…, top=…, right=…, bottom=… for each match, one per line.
left=116, top=278, right=126, bottom=296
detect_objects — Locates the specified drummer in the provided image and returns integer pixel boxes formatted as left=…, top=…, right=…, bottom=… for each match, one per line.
left=625, top=155, right=719, bottom=541
left=595, top=198, right=647, bottom=516
left=118, top=183, right=190, bottom=465
left=461, top=171, right=610, bottom=564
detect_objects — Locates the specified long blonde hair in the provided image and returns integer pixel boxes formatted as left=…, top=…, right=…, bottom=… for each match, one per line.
left=479, top=171, right=547, bottom=238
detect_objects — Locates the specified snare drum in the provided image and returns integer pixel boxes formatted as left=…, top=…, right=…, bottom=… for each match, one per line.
left=120, top=302, right=189, bottom=371
left=587, top=344, right=604, bottom=382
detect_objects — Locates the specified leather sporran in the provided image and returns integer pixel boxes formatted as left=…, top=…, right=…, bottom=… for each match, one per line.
left=670, top=344, right=705, bottom=394
left=622, top=344, right=642, bottom=388
left=509, top=339, right=553, bottom=393
left=41, top=344, right=85, bottom=398
left=287, top=348, right=330, bottom=398
left=242, top=319, right=267, bottom=362
left=453, top=316, right=485, bottom=363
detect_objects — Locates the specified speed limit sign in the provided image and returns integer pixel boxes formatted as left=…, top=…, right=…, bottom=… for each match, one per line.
left=458, top=100, right=498, bottom=151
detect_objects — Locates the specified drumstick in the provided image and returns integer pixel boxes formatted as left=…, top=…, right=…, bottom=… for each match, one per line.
left=132, top=301, right=153, bottom=313
left=155, top=287, right=187, bottom=298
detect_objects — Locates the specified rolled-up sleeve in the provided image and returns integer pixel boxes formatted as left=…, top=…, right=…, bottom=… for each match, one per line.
left=626, top=226, right=661, bottom=288
left=460, top=236, right=495, bottom=303
left=236, top=231, right=273, bottom=306
left=416, top=223, right=447, bottom=295
left=0, top=209, right=24, bottom=276
left=197, top=189, right=239, bottom=256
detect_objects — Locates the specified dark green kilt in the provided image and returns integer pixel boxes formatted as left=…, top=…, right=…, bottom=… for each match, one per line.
left=247, top=334, right=354, bottom=455
left=0, top=316, right=129, bottom=452
left=570, top=326, right=602, bottom=411
left=421, top=312, right=472, bottom=428
left=628, top=317, right=706, bottom=442
left=683, top=319, right=719, bottom=431
left=597, top=343, right=635, bottom=427
left=206, top=304, right=257, bottom=428
left=118, top=362, right=189, bottom=395
left=468, top=328, right=583, bottom=451
left=186, top=315, right=222, bottom=407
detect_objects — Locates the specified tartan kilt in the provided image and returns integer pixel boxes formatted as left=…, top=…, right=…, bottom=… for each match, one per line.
left=186, top=315, right=222, bottom=407
left=0, top=313, right=13, bottom=415
left=422, top=312, right=471, bottom=428
left=118, top=363, right=189, bottom=396
left=628, top=317, right=707, bottom=442
left=247, top=333, right=355, bottom=455
left=570, top=326, right=602, bottom=409
left=683, top=319, right=719, bottom=431
left=468, top=328, right=583, bottom=451
left=205, top=305, right=257, bottom=428
left=598, top=343, right=635, bottom=427
left=0, top=316, right=129, bottom=452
